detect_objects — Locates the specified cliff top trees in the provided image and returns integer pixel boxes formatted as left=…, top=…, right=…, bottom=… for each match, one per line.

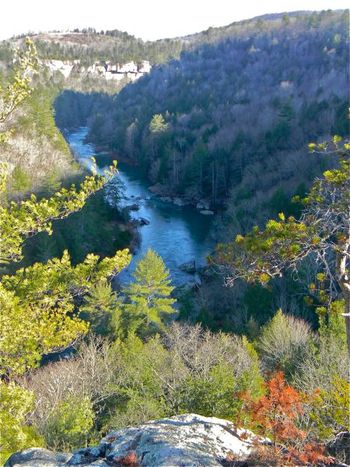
left=216, top=137, right=350, bottom=356
left=0, top=39, right=38, bottom=143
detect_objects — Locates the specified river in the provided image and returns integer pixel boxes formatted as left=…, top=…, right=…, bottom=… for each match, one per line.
left=67, top=127, right=215, bottom=285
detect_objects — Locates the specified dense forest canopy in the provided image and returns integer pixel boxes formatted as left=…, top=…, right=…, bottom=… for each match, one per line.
left=86, top=9, right=349, bottom=233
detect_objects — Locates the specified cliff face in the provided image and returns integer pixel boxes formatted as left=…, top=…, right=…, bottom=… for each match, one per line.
left=41, top=59, right=152, bottom=82
left=5, top=414, right=269, bottom=466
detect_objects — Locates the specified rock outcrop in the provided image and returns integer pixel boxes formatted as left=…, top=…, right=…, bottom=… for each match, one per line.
left=5, top=414, right=269, bottom=466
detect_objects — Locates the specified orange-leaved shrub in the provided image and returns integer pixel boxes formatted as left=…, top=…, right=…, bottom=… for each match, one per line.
left=240, top=372, right=333, bottom=465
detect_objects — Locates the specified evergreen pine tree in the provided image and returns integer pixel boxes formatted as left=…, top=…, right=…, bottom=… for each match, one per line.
left=122, top=249, right=176, bottom=336
left=80, top=279, right=122, bottom=336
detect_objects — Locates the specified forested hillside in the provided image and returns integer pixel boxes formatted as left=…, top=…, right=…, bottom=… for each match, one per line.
left=1, top=11, right=349, bottom=466
left=0, top=29, right=183, bottom=66
left=87, top=10, right=349, bottom=231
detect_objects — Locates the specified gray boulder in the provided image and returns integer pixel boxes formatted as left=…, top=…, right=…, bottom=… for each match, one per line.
left=5, top=448, right=71, bottom=466
left=179, top=260, right=196, bottom=274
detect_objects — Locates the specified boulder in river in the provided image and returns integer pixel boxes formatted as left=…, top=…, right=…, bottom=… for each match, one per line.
left=200, top=209, right=215, bottom=215
left=179, top=260, right=196, bottom=273
left=173, top=197, right=186, bottom=206
left=196, top=200, right=210, bottom=210
left=148, top=183, right=166, bottom=195
left=125, top=203, right=140, bottom=211
left=160, top=196, right=172, bottom=203
left=138, top=217, right=150, bottom=226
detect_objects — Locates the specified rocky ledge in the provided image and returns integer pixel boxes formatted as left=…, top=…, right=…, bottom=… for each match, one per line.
left=5, top=414, right=269, bottom=467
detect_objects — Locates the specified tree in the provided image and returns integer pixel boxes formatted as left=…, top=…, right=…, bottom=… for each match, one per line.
left=0, top=382, right=43, bottom=464
left=0, top=39, right=132, bottom=463
left=216, top=137, right=350, bottom=356
left=0, top=39, right=38, bottom=143
left=80, top=279, right=122, bottom=336
left=44, top=395, right=95, bottom=450
left=257, top=310, right=312, bottom=379
left=0, top=249, right=130, bottom=376
left=243, top=372, right=332, bottom=465
left=246, top=372, right=304, bottom=446
left=149, top=114, right=169, bottom=134
left=122, top=249, right=175, bottom=335
left=0, top=42, right=131, bottom=378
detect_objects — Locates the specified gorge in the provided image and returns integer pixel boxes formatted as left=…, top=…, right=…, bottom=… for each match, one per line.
left=66, top=127, right=215, bottom=285
left=0, top=8, right=349, bottom=466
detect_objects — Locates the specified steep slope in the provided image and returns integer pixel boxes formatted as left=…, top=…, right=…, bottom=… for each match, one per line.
left=0, top=84, right=76, bottom=197
left=87, top=9, right=349, bottom=232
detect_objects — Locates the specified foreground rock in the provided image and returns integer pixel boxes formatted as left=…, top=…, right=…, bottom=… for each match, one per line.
left=5, top=414, right=268, bottom=466
left=5, top=448, right=71, bottom=466
left=327, top=432, right=350, bottom=465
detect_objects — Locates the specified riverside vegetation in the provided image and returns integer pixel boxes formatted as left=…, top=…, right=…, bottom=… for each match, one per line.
left=0, top=11, right=349, bottom=466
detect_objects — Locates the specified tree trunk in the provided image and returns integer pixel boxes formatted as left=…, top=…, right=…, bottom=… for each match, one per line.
left=336, top=249, right=350, bottom=359
left=344, top=291, right=350, bottom=360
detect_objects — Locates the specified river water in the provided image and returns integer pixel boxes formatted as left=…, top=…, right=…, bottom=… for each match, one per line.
left=67, top=127, right=215, bottom=285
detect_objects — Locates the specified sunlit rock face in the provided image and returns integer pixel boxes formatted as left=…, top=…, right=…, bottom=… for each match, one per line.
left=5, top=414, right=268, bottom=466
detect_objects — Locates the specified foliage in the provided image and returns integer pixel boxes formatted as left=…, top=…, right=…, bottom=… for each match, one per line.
left=80, top=279, right=122, bottom=336
left=149, top=114, right=169, bottom=134
left=0, top=172, right=115, bottom=264
left=122, top=249, right=176, bottom=336
left=0, top=41, right=130, bottom=382
left=0, top=382, right=43, bottom=465
left=245, top=371, right=304, bottom=445
left=243, top=372, right=332, bottom=465
left=308, top=376, right=350, bottom=441
left=0, top=39, right=38, bottom=142
left=106, top=324, right=263, bottom=429
left=44, top=395, right=95, bottom=450
left=88, top=10, right=348, bottom=224
left=0, top=248, right=130, bottom=376
left=257, top=310, right=313, bottom=379
left=216, top=139, right=350, bottom=355
left=24, top=190, right=133, bottom=266
left=9, top=165, right=32, bottom=192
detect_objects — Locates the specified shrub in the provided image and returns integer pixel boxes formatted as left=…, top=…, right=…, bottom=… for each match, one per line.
left=0, top=382, right=43, bottom=465
left=44, top=395, right=95, bottom=450
left=257, top=309, right=312, bottom=378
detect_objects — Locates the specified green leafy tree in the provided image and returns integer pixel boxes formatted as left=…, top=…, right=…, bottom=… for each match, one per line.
left=0, top=45, right=131, bottom=375
left=308, top=376, right=350, bottom=441
left=0, top=39, right=38, bottom=143
left=122, top=250, right=176, bottom=335
left=9, top=165, right=32, bottom=192
left=0, top=382, right=43, bottom=464
left=0, top=249, right=130, bottom=376
left=216, top=138, right=350, bottom=356
left=44, top=395, right=95, bottom=450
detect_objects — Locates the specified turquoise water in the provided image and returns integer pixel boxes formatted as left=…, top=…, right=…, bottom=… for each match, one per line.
left=67, top=127, right=215, bottom=285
